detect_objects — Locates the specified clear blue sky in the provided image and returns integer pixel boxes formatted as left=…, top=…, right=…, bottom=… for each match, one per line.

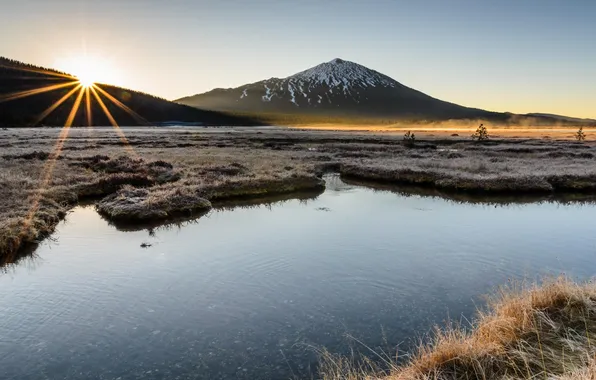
left=1, top=0, right=594, bottom=118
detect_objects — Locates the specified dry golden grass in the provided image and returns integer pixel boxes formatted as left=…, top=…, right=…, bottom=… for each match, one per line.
left=319, top=277, right=596, bottom=380
left=555, top=359, right=596, bottom=380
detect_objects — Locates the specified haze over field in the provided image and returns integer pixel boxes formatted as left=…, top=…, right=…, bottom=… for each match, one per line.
left=1, top=0, right=595, bottom=119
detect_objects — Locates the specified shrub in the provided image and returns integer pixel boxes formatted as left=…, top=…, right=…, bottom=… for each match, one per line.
left=402, top=131, right=416, bottom=147
left=471, top=124, right=489, bottom=141
left=576, top=126, right=586, bottom=141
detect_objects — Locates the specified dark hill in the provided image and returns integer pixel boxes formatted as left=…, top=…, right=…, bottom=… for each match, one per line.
left=0, top=57, right=259, bottom=127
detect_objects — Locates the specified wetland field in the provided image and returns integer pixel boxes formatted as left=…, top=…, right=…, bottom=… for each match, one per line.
left=2, top=126, right=596, bottom=379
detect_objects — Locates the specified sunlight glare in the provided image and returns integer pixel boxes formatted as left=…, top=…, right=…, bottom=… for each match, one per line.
left=78, top=75, right=95, bottom=88
left=54, top=55, right=120, bottom=88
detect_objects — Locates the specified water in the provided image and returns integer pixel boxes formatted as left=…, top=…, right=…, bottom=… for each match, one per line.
left=2, top=175, right=596, bottom=379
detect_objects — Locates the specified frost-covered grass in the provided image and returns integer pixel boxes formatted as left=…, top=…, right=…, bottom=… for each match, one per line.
left=319, top=277, right=596, bottom=380
left=1, top=126, right=596, bottom=265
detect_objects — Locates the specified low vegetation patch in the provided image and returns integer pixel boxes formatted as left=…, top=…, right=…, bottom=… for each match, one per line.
left=2, top=151, right=52, bottom=160
left=96, top=172, right=324, bottom=224
left=71, top=155, right=181, bottom=183
left=320, top=277, right=596, bottom=380
left=402, top=131, right=416, bottom=147
left=97, top=185, right=212, bottom=222
left=200, top=175, right=325, bottom=201
left=340, top=164, right=558, bottom=193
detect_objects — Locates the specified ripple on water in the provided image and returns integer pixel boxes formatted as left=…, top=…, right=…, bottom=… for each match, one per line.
left=2, top=176, right=596, bottom=379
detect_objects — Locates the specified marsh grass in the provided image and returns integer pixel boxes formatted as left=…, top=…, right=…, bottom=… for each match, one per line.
left=96, top=185, right=212, bottom=222
left=2, top=127, right=596, bottom=265
left=319, top=277, right=596, bottom=380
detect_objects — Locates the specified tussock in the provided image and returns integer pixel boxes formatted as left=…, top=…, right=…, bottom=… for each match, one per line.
left=97, top=185, right=212, bottom=222
left=320, top=277, right=596, bottom=380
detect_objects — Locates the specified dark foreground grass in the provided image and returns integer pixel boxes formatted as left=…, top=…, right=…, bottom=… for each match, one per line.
left=2, top=127, right=596, bottom=266
left=320, top=277, right=596, bottom=380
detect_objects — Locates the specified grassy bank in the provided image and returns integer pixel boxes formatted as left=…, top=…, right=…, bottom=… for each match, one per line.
left=320, top=277, right=596, bottom=380
left=2, top=127, right=596, bottom=266
left=340, top=177, right=596, bottom=206
left=96, top=175, right=324, bottom=223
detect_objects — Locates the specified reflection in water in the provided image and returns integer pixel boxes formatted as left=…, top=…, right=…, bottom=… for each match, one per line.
left=99, top=188, right=324, bottom=233
left=341, top=176, right=596, bottom=206
left=2, top=175, right=596, bottom=379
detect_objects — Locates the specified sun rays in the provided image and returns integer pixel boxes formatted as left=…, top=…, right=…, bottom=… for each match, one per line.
left=89, top=85, right=137, bottom=156
left=0, top=81, right=79, bottom=103
left=0, top=63, right=144, bottom=253
left=0, top=64, right=141, bottom=142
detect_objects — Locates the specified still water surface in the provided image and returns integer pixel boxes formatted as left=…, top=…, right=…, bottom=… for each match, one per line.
left=2, top=176, right=596, bottom=379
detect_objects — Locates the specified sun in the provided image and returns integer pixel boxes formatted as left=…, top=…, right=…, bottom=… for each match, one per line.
left=77, top=72, right=95, bottom=88
left=54, top=55, right=120, bottom=88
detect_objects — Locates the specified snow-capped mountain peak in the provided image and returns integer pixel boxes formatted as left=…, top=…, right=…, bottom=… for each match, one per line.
left=177, top=58, right=497, bottom=121
left=286, top=58, right=399, bottom=90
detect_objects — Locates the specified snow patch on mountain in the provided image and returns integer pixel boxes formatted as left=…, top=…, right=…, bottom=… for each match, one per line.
left=288, top=58, right=397, bottom=90
left=288, top=83, right=298, bottom=106
left=262, top=84, right=272, bottom=102
left=249, top=58, right=401, bottom=107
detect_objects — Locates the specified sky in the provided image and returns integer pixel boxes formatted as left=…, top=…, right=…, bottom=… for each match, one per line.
left=1, top=0, right=595, bottom=118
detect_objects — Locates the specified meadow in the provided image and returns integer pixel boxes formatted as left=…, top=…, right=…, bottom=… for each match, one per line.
left=2, top=126, right=596, bottom=266
left=3, top=126, right=596, bottom=378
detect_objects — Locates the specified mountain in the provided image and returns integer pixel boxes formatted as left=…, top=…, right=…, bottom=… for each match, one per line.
left=0, top=57, right=259, bottom=127
left=177, top=59, right=591, bottom=125
left=176, top=58, right=506, bottom=122
left=525, top=113, right=596, bottom=124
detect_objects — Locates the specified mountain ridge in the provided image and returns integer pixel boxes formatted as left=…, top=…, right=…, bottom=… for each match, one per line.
left=177, top=59, right=593, bottom=125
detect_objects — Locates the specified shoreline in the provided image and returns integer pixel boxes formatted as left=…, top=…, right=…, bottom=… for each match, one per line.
left=5, top=166, right=596, bottom=267
left=1, top=174, right=326, bottom=267
left=3, top=126, right=596, bottom=265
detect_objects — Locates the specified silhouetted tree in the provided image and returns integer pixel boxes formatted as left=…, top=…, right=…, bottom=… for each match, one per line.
left=402, top=130, right=416, bottom=147
left=472, top=123, right=489, bottom=141
left=576, top=127, right=586, bottom=141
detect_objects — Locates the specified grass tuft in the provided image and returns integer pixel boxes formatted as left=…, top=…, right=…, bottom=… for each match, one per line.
left=97, top=185, right=212, bottom=222
left=320, top=277, right=596, bottom=380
